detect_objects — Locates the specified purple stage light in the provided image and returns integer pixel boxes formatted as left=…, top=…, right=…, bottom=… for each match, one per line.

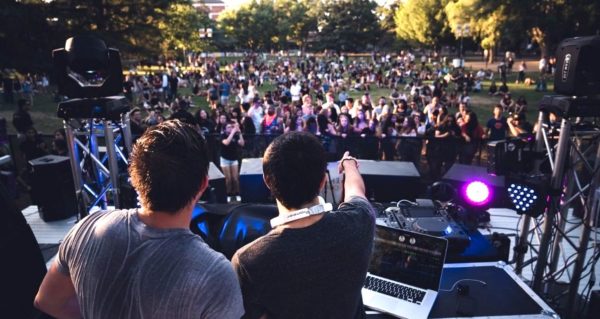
left=463, top=181, right=491, bottom=206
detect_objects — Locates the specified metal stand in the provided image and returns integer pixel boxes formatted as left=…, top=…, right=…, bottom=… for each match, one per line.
left=514, top=95, right=600, bottom=317
left=64, top=113, right=132, bottom=219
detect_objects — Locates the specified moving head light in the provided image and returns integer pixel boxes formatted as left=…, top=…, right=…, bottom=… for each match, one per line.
left=53, top=35, right=123, bottom=99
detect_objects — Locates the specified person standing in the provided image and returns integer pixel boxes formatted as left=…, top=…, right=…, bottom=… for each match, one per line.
left=486, top=105, right=508, bottom=142
left=221, top=121, right=245, bottom=202
left=35, top=121, right=244, bottom=319
left=232, top=132, right=374, bottom=319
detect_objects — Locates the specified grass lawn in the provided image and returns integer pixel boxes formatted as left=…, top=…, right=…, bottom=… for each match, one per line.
left=0, top=70, right=553, bottom=136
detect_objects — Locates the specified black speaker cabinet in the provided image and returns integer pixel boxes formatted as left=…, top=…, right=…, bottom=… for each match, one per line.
left=28, top=155, right=77, bottom=221
left=358, top=160, right=422, bottom=202
left=200, top=162, right=227, bottom=203
left=239, top=158, right=272, bottom=203
left=554, top=36, right=600, bottom=96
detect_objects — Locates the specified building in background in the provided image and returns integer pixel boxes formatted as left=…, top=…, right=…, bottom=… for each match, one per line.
left=193, top=0, right=226, bottom=20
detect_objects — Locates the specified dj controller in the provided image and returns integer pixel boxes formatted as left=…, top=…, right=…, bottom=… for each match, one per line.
left=378, top=199, right=474, bottom=254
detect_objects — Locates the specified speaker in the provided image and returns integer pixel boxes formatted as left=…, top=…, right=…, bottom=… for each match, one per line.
left=28, top=155, right=77, bottom=221
left=358, top=160, right=422, bottom=202
left=239, top=158, right=272, bottom=203
left=554, top=36, right=600, bottom=96
left=200, top=162, right=227, bottom=203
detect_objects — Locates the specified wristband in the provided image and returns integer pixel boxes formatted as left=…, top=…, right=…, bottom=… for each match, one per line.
left=340, top=158, right=358, bottom=170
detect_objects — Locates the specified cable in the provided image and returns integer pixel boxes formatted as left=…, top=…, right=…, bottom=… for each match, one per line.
left=439, top=279, right=487, bottom=292
left=396, top=199, right=418, bottom=208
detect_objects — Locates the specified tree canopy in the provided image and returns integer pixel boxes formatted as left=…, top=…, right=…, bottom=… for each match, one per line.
left=1, top=0, right=600, bottom=71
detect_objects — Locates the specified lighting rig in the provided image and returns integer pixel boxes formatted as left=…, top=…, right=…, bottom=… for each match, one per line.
left=52, top=35, right=132, bottom=219
left=488, top=36, right=600, bottom=318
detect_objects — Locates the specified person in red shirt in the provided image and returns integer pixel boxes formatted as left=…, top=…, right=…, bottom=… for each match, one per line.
left=459, top=110, right=484, bottom=165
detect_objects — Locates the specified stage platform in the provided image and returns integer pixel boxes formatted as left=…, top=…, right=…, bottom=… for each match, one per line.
left=23, top=205, right=600, bottom=296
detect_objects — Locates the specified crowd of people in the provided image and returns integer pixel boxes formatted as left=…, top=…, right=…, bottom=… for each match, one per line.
left=120, top=51, right=535, bottom=189
left=1, top=51, right=543, bottom=200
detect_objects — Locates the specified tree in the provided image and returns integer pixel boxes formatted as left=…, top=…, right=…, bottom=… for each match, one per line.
left=157, top=3, right=212, bottom=58
left=394, top=0, right=451, bottom=48
left=318, top=0, right=381, bottom=52
left=445, top=0, right=510, bottom=63
left=514, top=0, right=600, bottom=57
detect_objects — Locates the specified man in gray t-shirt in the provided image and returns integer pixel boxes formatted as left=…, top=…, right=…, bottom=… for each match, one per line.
left=35, top=120, right=244, bottom=319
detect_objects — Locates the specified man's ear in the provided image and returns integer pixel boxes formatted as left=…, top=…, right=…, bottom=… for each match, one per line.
left=197, top=176, right=210, bottom=198
left=263, top=174, right=271, bottom=190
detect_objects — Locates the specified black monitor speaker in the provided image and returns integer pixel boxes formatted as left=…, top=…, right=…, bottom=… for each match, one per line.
left=200, top=162, right=227, bottom=203
left=28, top=155, right=77, bottom=221
left=358, top=160, right=422, bottom=202
left=239, top=158, right=272, bottom=203
left=554, top=36, right=600, bottom=96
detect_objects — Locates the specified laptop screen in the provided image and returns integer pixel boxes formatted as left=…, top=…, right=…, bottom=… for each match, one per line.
left=368, top=225, right=448, bottom=291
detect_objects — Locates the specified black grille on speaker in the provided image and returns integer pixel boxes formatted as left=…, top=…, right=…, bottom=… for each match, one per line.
left=554, top=36, right=600, bottom=96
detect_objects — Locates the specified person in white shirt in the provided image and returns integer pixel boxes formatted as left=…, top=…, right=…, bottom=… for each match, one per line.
left=290, top=80, right=302, bottom=103
left=322, top=92, right=341, bottom=117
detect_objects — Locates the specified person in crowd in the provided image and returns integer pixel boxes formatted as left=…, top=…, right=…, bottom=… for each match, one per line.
left=500, top=94, right=516, bottom=113
left=12, top=99, right=33, bottom=140
left=168, top=102, right=196, bottom=126
left=219, top=78, right=232, bottom=106
left=232, top=132, right=374, bottom=319
left=455, top=102, right=469, bottom=126
left=516, top=60, right=527, bottom=84
left=195, top=109, right=215, bottom=135
left=459, top=110, right=484, bottom=165
left=51, top=138, right=68, bottom=157
left=284, top=115, right=304, bottom=133
left=488, top=80, right=498, bottom=95
left=397, top=115, right=422, bottom=164
left=19, top=126, right=47, bottom=162
left=353, top=109, right=369, bottom=134
left=507, top=112, right=533, bottom=137
left=515, top=96, right=528, bottom=114
left=221, top=121, right=245, bottom=202
left=301, top=94, right=315, bottom=121
left=322, top=92, right=340, bottom=123
left=129, top=107, right=147, bottom=137
left=486, top=104, right=508, bottom=141
left=248, top=98, right=264, bottom=134
left=498, top=81, right=510, bottom=95
left=35, top=120, right=244, bottom=319
left=261, top=105, right=282, bottom=135
left=337, top=113, right=354, bottom=138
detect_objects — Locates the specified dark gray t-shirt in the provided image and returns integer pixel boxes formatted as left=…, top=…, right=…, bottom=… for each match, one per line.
left=56, top=209, right=244, bottom=319
left=232, top=197, right=375, bottom=319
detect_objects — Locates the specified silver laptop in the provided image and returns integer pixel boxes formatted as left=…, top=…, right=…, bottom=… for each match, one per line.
left=362, top=225, right=448, bottom=319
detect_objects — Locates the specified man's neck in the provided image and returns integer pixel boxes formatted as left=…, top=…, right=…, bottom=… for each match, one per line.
left=137, top=205, right=193, bottom=230
left=275, top=197, right=323, bottom=228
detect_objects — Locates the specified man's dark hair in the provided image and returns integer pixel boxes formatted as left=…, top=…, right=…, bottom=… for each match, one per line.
left=129, top=120, right=209, bottom=214
left=263, top=132, right=326, bottom=208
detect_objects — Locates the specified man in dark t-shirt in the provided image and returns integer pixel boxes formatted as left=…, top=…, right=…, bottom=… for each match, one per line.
left=486, top=104, right=508, bottom=141
left=232, top=132, right=375, bottom=319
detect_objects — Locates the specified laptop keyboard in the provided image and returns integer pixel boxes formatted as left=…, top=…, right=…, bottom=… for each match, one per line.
left=364, top=276, right=426, bottom=304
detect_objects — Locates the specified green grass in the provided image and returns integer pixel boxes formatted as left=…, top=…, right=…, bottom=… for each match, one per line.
left=0, top=71, right=552, bottom=135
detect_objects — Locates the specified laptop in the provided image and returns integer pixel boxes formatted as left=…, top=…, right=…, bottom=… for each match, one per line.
left=362, top=225, right=448, bottom=319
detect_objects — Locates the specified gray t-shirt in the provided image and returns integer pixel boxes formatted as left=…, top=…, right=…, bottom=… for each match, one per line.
left=56, top=209, right=244, bottom=319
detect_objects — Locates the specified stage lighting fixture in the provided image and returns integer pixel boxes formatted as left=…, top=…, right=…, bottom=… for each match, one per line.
left=505, top=175, right=550, bottom=218
left=53, top=35, right=124, bottom=99
left=462, top=180, right=492, bottom=207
